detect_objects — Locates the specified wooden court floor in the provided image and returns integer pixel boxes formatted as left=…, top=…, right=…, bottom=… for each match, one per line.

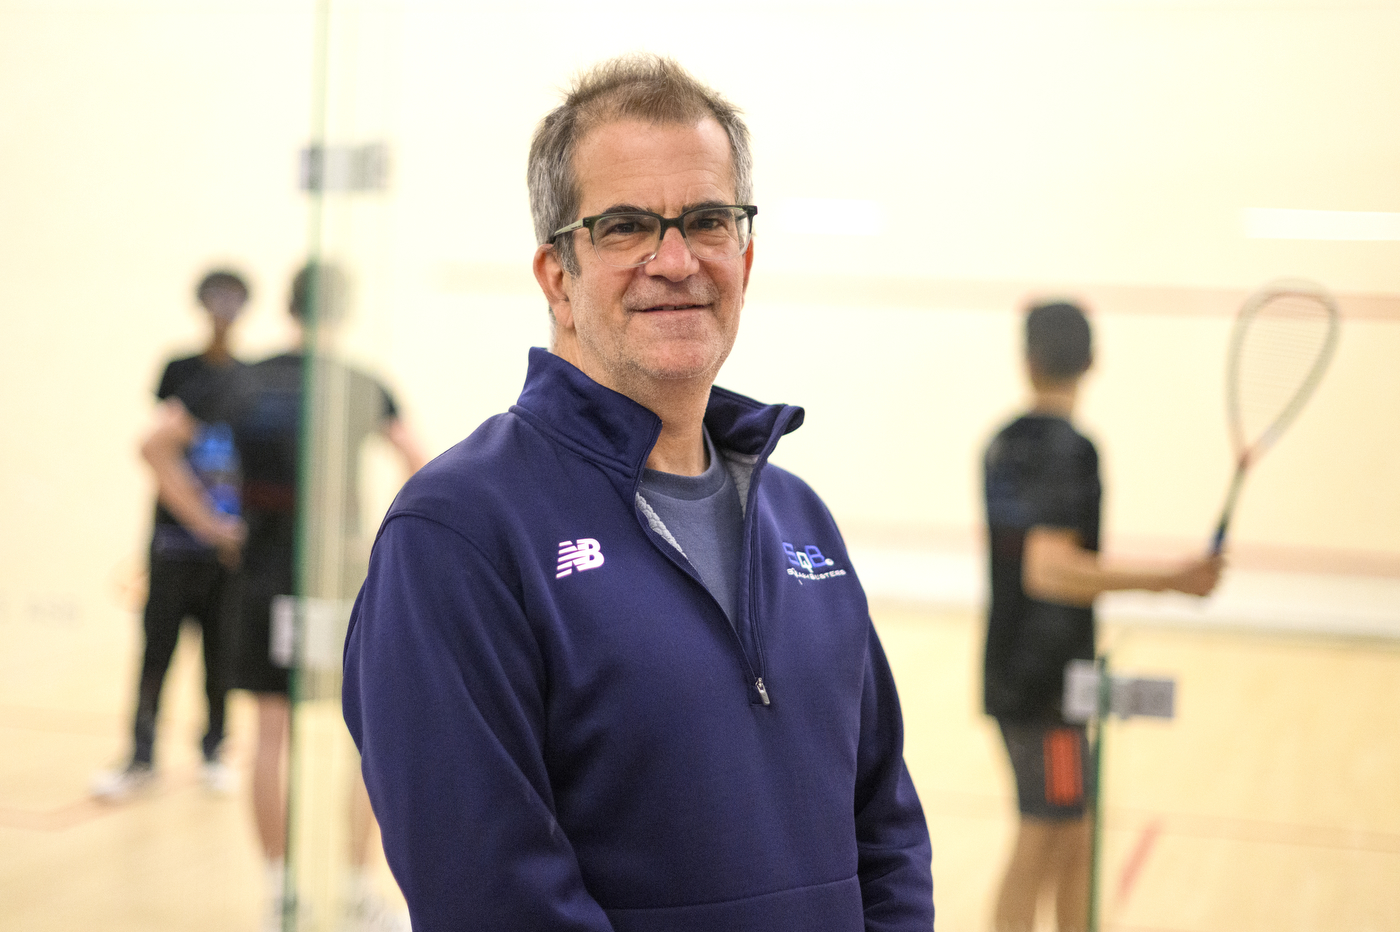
left=2, top=599, right=1397, bottom=931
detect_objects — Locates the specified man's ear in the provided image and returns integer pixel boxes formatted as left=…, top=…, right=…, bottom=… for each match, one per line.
left=533, top=245, right=574, bottom=331
left=740, top=237, right=754, bottom=293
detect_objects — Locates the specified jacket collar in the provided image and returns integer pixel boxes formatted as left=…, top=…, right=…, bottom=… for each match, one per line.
left=512, top=347, right=804, bottom=480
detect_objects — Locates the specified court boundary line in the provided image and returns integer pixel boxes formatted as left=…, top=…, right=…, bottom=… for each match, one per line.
left=432, top=262, right=1400, bottom=322
left=0, top=765, right=210, bottom=833
left=919, top=789, right=1400, bottom=855
left=846, top=522, right=1400, bottom=580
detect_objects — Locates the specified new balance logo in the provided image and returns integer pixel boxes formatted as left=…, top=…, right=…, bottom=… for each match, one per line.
left=556, top=538, right=605, bottom=579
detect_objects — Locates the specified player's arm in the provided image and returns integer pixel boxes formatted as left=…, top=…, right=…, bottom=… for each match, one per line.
left=140, top=398, right=245, bottom=564
left=1023, top=526, right=1221, bottom=607
left=380, top=417, right=429, bottom=474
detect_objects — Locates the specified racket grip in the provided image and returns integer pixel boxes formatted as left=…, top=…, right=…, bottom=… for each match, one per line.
left=1210, top=521, right=1227, bottom=555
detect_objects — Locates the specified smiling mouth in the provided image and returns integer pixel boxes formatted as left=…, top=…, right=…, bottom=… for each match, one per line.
left=637, top=303, right=707, bottom=312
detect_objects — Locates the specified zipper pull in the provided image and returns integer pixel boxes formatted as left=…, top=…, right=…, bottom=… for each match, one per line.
left=755, top=677, right=770, bottom=706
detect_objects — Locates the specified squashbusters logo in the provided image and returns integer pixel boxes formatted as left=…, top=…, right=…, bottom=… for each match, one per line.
left=782, top=542, right=847, bottom=583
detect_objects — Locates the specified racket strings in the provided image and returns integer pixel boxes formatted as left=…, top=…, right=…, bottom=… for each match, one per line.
left=1230, top=294, right=1336, bottom=449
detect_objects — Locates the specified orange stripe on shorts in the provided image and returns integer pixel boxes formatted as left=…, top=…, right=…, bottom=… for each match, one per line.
left=1044, top=728, right=1083, bottom=807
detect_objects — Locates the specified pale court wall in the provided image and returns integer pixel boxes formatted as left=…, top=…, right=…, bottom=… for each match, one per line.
left=1, top=0, right=1397, bottom=639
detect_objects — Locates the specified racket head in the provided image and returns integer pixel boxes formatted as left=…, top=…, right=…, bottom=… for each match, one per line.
left=1225, top=278, right=1340, bottom=461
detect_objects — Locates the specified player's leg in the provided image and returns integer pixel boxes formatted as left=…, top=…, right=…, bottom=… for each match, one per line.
left=233, top=571, right=296, bottom=932
left=342, top=769, right=411, bottom=930
left=994, top=817, right=1055, bottom=931
left=132, top=558, right=191, bottom=766
left=1048, top=817, right=1092, bottom=932
left=1040, top=724, right=1093, bottom=932
left=193, top=563, right=236, bottom=784
left=994, top=719, right=1092, bottom=931
left=349, top=770, right=376, bottom=869
left=995, top=719, right=1055, bottom=930
left=93, top=557, right=190, bottom=800
left=252, top=691, right=290, bottom=860
left=251, top=692, right=292, bottom=932
left=240, top=583, right=291, bottom=860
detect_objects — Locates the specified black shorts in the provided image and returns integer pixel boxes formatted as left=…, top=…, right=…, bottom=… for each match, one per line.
left=997, top=718, right=1095, bottom=820
left=231, top=573, right=291, bottom=694
left=230, top=531, right=364, bottom=697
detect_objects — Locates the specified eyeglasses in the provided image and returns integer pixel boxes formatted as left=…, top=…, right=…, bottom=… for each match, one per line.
left=552, top=205, right=757, bottom=269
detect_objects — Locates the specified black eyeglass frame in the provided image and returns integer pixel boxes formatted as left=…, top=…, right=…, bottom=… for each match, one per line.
left=551, top=204, right=758, bottom=267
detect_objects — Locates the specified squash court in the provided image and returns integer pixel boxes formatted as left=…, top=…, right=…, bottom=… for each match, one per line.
left=2, top=3, right=1398, bottom=931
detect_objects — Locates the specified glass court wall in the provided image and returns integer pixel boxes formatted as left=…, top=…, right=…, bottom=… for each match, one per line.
left=286, top=2, right=407, bottom=929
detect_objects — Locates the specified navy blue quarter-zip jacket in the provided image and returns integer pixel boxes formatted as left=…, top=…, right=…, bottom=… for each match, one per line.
left=343, top=348, right=933, bottom=932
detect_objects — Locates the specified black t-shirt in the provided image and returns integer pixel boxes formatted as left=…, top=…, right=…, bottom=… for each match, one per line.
left=982, top=414, right=1101, bottom=721
left=173, top=352, right=398, bottom=585
left=150, top=353, right=247, bottom=559
left=156, top=354, right=233, bottom=403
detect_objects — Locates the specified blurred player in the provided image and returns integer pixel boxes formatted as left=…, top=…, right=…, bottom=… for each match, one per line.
left=982, top=300, right=1222, bottom=932
left=143, top=261, right=427, bottom=932
left=93, top=269, right=250, bottom=801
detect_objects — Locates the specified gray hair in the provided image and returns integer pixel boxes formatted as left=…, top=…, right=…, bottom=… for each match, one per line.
left=528, top=54, right=754, bottom=277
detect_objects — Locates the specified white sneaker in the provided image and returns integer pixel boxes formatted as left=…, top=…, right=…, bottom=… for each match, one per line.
left=91, top=762, right=156, bottom=801
left=340, top=891, right=411, bottom=932
left=202, top=759, right=239, bottom=794
left=263, top=890, right=302, bottom=932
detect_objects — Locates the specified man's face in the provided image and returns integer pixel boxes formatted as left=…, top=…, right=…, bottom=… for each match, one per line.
left=541, top=116, right=753, bottom=401
left=202, top=286, right=246, bottom=324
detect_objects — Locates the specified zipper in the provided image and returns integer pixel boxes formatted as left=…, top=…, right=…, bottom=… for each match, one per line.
left=631, top=406, right=799, bottom=710
left=634, top=494, right=766, bottom=706
left=741, top=459, right=769, bottom=708
left=745, top=491, right=767, bottom=706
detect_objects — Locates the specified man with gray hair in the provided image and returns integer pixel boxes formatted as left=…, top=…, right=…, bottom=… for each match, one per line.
left=344, top=54, right=934, bottom=931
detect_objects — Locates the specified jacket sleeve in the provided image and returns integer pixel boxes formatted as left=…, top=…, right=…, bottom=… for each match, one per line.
left=854, top=620, right=935, bottom=931
left=343, top=513, right=615, bottom=932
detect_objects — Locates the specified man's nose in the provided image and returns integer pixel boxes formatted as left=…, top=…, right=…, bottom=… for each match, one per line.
left=644, top=227, right=700, bottom=280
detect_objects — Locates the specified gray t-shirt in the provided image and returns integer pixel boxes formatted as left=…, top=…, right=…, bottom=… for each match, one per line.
left=639, top=428, right=746, bottom=625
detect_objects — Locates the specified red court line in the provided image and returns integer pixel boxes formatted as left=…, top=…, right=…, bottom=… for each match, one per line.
left=0, top=799, right=116, bottom=832
left=1114, top=819, right=1163, bottom=909
left=440, top=261, right=1400, bottom=323
left=1104, top=804, right=1400, bottom=855
left=744, top=273, right=1400, bottom=322
left=0, top=769, right=206, bottom=833
left=918, top=791, right=1400, bottom=855
left=1155, top=812, right=1400, bottom=855
left=1074, top=283, right=1400, bottom=323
